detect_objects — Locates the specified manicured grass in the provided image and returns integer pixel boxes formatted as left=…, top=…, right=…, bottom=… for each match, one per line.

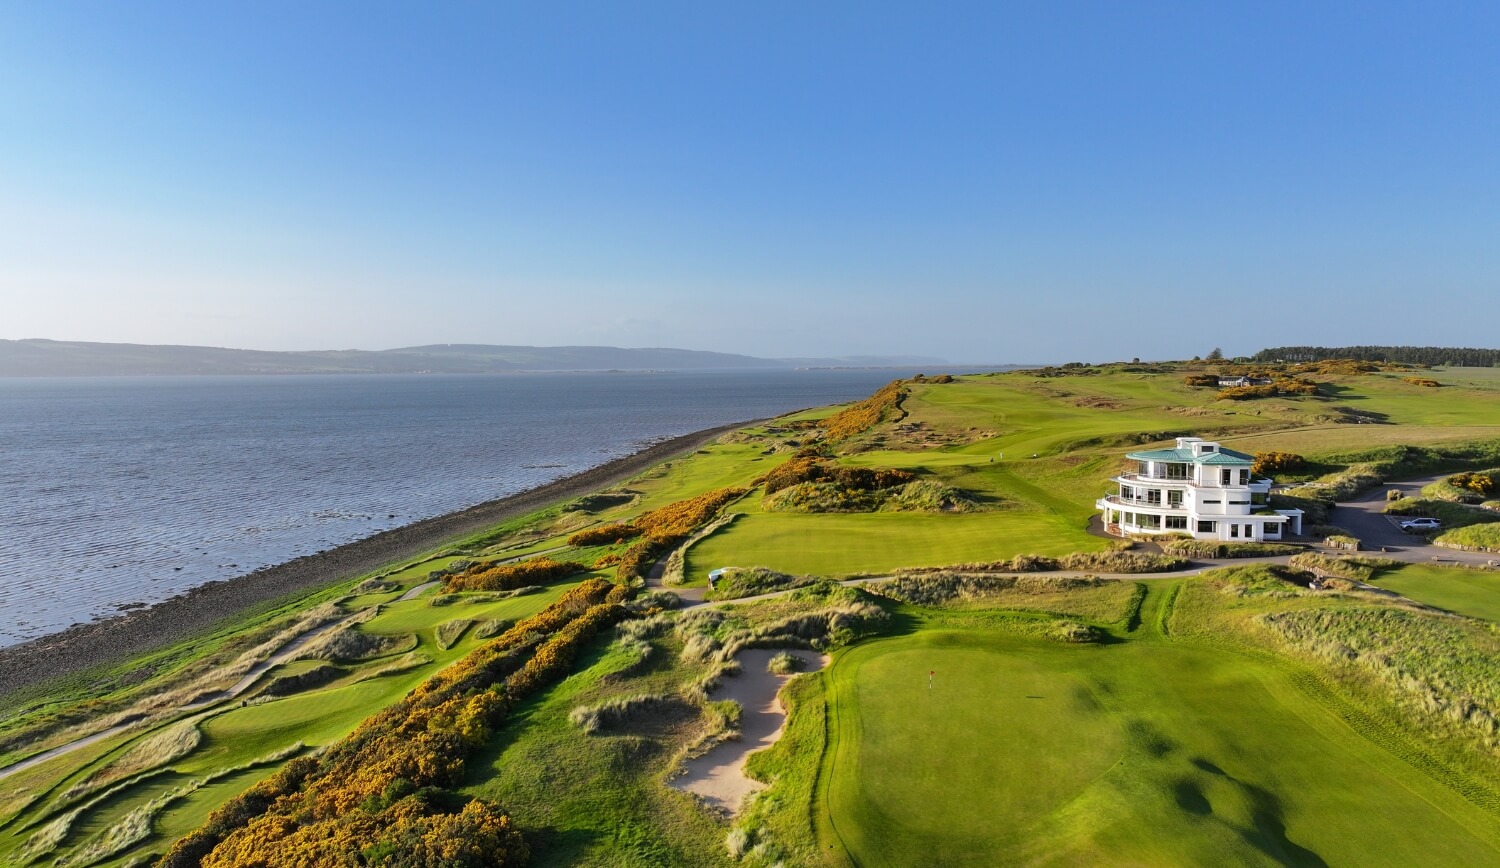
left=1371, top=564, right=1500, bottom=621
left=685, top=512, right=1103, bottom=584
left=821, top=605, right=1500, bottom=867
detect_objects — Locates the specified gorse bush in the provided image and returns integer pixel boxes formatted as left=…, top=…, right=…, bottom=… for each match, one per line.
left=761, top=456, right=916, bottom=496
left=1450, top=472, right=1496, bottom=497
left=444, top=557, right=589, bottom=593
left=160, top=579, right=628, bottom=868
left=818, top=379, right=908, bottom=440
left=567, top=523, right=643, bottom=547
left=634, top=487, right=747, bottom=538
left=1252, top=451, right=1307, bottom=477
left=1404, top=376, right=1443, bottom=387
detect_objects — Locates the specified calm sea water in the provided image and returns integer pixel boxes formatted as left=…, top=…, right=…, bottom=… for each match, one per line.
left=0, top=370, right=909, bottom=647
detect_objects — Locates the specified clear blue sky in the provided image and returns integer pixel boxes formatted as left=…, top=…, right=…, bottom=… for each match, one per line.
left=1, top=2, right=1496, bottom=363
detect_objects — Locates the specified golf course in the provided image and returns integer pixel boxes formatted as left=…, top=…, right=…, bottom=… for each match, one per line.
left=3, top=358, right=1500, bottom=866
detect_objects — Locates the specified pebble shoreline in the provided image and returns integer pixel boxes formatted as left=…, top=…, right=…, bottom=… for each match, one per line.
left=0, top=420, right=756, bottom=699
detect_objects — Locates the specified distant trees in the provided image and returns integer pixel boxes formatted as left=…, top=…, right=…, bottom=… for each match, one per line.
left=1206, top=347, right=1225, bottom=360
left=1254, top=346, right=1500, bottom=367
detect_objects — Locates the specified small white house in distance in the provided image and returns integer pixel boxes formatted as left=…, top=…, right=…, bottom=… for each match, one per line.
left=1096, top=437, right=1304, bottom=541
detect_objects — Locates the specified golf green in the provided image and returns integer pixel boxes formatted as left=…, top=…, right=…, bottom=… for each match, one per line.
left=822, top=627, right=1500, bottom=866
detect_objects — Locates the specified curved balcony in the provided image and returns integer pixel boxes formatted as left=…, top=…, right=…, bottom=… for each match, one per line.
left=1113, top=473, right=1194, bottom=487
left=1097, top=495, right=1190, bottom=516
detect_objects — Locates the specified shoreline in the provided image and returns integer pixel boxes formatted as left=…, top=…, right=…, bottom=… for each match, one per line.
left=0, top=419, right=761, bottom=699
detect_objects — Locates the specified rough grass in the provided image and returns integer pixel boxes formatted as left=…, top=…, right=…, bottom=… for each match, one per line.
left=1262, top=606, right=1500, bottom=749
left=871, top=574, right=1140, bottom=623
left=434, top=618, right=475, bottom=650
left=1287, top=553, right=1402, bottom=583
left=1159, top=539, right=1301, bottom=559
left=58, top=720, right=203, bottom=804
left=704, top=567, right=819, bottom=602
left=1436, top=523, right=1500, bottom=552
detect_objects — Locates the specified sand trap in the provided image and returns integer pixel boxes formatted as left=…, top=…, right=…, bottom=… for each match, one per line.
left=676, top=648, right=827, bottom=814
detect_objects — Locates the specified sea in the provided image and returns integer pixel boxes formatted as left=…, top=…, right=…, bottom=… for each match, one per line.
left=0, top=369, right=915, bottom=648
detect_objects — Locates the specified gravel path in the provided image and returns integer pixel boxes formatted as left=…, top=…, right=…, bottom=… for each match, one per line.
left=0, top=420, right=758, bottom=699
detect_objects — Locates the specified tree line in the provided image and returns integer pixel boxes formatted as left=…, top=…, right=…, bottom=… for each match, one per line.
left=1254, top=346, right=1500, bottom=367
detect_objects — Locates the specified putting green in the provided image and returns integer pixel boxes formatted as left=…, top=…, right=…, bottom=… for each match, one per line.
left=823, top=624, right=1500, bottom=866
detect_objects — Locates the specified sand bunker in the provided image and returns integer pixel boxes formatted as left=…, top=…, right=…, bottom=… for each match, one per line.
left=676, top=648, right=827, bottom=813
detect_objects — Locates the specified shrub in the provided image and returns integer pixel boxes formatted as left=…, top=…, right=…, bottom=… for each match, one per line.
left=444, top=556, right=588, bottom=593
left=1159, top=539, right=1301, bottom=559
left=1046, top=620, right=1102, bottom=643
left=633, top=487, right=747, bottom=538
left=767, top=651, right=805, bottom=675
left=1251, top=451, right=1306, bottom=477
left=1450, top=471, right=1496, bottom=498
left=761, top=456, right=916, bottom=496
left=1182, top=374, right=1219, bottom=387
left=1403, top=376, right=1442, bottom=387
left=816, top=379, right=909, bottom=441
left=567, top=523, right=642, bottom=547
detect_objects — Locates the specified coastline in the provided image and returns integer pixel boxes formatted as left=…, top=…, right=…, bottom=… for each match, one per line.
left=0, top=419, right=760, bottom=698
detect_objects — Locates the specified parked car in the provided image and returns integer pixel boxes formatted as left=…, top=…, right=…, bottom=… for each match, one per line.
left=1399, top=517, right=1443, bottom=532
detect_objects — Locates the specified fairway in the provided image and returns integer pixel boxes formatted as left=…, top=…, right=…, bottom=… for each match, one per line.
left=1370, top=564, right=1500, bottom=622
left=822, top=614, right=1500, bottom=867
left=685, top=511, right=1101, bottom=583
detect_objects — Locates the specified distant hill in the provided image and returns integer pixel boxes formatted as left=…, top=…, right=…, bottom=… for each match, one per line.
left=0, top=339, right=948, bottom=377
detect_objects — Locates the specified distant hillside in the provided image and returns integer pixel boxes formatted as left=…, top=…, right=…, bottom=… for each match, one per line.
left=0, top=339, right=947, bottom=377
left=1255, top=345, right=1500, bottom=367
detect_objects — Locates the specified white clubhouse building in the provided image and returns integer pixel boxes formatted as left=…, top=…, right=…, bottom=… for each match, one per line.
left=1096, top=437, right=1304, bottom=541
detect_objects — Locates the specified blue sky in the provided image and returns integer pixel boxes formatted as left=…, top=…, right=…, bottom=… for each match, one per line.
left=1, top=2, right=1496, bottom=363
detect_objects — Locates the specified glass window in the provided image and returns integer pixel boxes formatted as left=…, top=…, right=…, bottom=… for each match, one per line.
left=1230, top=524, right=1240, bottom=538
left=1221, top=469, right=1232, bottom=485
left=1197, top=520, right=1216, bottom=533
left=1165, top=515, right=1187, bottom=529
left=1239, top=469, right=1250, bottom=484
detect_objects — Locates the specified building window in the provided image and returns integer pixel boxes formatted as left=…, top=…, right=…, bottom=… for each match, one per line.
left=1230, top=500, right=1249, bottom=506
left=1139, top=514, right=1161, bottom=529
left=1265, top=523, right=1281, bottom=535
left=1197, top=520, right=1216, bottom=533
left=1238, top=469, right=1250, bottom=484
left=1221, top=469, right=1232, bottom=485
left=1203, top=499, right=1221, bottom=504
left=1146, top=489, right=1162, bottom=505
left=1168, top=490, right=1183, bottom=508
left=1165, top=515, right=1187, bottom=530
left=1121, top=485, right=1134, bottom=500
left=1165, top=464, right=1189, bottom=480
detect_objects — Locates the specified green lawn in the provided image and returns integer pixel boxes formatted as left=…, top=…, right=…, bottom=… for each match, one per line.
left=684, top=511, right=1103, bottom=584
left=821, top=599, right=1500, bottom=867
left=1370, top=564, right=1500, bottom=621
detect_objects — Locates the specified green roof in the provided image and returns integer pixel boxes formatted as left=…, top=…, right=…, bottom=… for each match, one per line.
left=1126, top=446, right=1254, bottom=465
